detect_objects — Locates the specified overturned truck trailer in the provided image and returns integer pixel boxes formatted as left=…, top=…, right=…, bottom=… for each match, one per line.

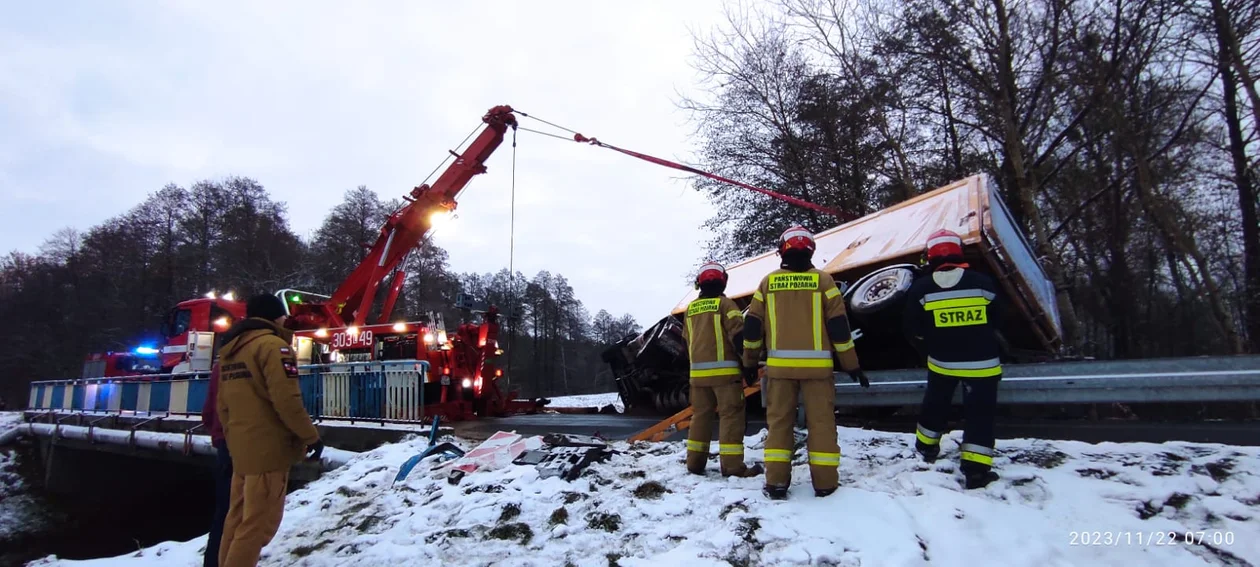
left=603, top=175, right=1064, bottom=413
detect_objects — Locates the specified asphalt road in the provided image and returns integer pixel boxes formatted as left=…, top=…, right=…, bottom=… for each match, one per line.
left=452, top=411, right=1259, bottom=446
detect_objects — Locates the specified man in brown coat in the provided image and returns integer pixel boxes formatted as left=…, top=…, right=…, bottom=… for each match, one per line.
left=216, top=294, right=322, bottom=567
left=742, top=226, right=869, bottom=500
left=681, top=261, right=763, bottom=478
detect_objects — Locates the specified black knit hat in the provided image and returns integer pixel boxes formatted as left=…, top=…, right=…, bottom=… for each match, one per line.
left=246, top=293, right=288, bottom=321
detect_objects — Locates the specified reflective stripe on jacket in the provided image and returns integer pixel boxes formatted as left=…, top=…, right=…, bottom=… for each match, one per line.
left=680, top=295, right=745, bottom=386
left=901, top=269, right=1004, bottom=378
left=742, top=268, right=858, bottom=379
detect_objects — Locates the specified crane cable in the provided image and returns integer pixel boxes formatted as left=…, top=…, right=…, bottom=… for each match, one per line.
left=512, top=111, right=856, bottom=222
left=509, top=127, right=517, bottom=297
left=506, top=126, right=518, bottom=377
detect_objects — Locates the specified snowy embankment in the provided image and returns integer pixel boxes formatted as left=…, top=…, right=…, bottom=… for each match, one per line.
left=545, top=392, right=623, bottom=413
left=29, top=424, right=1260, bottom=567
left=1, top=412, right=56, bottom=547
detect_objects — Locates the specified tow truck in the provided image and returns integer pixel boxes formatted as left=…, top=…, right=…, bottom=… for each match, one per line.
left=115, top=107, right=535, bottom=421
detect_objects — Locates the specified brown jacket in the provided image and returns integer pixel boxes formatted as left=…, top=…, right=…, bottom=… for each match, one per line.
left=742, top=267, right=860, bottom=379
left=216, top=318, right=320, bottom=474
left=681, top=294, right=745, bottom=386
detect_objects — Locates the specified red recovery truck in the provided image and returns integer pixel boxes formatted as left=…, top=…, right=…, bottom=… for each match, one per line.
left=142, top=106, right=538, bottom=421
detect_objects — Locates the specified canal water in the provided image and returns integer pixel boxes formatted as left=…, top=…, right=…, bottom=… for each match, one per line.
left=0, top=440, right=217, bottom=566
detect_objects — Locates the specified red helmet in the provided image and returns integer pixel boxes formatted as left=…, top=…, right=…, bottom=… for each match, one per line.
left=926, top=229, right=964, bottom=261
left=696, top=261, right=727, bottom=287
left=779, top=225, right=816, bottom=253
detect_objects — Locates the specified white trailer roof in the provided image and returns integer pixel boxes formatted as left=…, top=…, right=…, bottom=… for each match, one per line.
left=672, top=176, right=988, bottom=314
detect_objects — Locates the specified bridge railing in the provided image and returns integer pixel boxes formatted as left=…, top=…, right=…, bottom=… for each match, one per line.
left=26, top=360, right=430, bottom=423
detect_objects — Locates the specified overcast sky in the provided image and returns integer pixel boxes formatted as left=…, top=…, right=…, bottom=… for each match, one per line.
left=0, top=1, right=737, bottom=328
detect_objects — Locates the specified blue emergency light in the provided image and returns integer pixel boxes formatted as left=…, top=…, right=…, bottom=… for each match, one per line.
left=133, top=346, right=160, bottom=355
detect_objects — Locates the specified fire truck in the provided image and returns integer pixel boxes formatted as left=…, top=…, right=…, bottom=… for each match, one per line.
left=81, top=348, right=163, bottom=379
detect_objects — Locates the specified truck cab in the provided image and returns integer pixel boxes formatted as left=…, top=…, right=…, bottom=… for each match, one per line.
left=158, top=293, right=246, bottom=374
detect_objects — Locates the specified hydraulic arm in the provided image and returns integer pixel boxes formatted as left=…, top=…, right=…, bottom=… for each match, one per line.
left=288, top=105, right=519, bottom=330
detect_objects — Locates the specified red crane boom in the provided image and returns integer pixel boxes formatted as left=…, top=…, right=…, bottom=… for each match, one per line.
left=288, top=105, right=518, bottom=330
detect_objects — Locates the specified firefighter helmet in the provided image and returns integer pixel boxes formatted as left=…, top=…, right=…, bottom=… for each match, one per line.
left=779, top=225, right=816, bottom=254
left=926, top=229, right=964, bottom=261
left=695, top=261, right=728, bottom=287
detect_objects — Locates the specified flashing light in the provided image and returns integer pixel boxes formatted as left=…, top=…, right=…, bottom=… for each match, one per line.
left=133, top=346, right=160, bottom=355
left=347, top=326, right=359, bottom=336
left=392, top=322, right=407, bottom=332
left=289, top=294, right=302, bottom=304
left=214, top=316, right=230, bottom=329
left=443, top=366, right=450, bottom=375
left=494, top=348, right=504, bottom=356
left=222, top=291, right=236, bottom=301
left=495, top=369, right=502, bottom=377
left=315, top=328, right=328, bottom=338
left=423, top=332, right=435, bottom=344
left=437, top=330, right=447, bottom=344
left=204, top=291, right=216, bottom=299
left=429, top=211, right=452, bottom=228
left=461, top=378, right=472, bottom=388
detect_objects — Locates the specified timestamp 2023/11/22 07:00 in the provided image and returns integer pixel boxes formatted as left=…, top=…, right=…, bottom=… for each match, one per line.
left=1068, top=530, right=1236, bottom=547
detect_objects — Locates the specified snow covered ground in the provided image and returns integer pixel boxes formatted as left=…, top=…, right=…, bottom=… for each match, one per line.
left=545, top=392, right=623, bottom=413
left=25, top=424, right=1260, bottom=567
left=0, top=412, right=34, bottom=535
left=1, top=411, right=63, bottom=562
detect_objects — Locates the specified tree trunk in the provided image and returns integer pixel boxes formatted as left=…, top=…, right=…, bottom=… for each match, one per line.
left=1210, top=0, right=1260, bottom=142
left=1212, top=0, right=1260, bottom=352
left=991, top=0, right=1082, bottom=351
left=1132, top=151, right=1244, bottom=353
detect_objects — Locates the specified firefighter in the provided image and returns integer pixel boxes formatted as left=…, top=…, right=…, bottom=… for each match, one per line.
left=216, top=294, right=323, bottom=567
left=201, top=349, right=231, bottom=567
left=742, top=226, right=869, bottom=500
left=902, top=229, right=1004, bottom=490
left=681, top=261, right=763, bottom=478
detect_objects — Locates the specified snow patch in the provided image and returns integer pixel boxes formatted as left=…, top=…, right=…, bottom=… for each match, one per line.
left=545, top=392, right=623, bottom=413
left=28, top=426, right=1260, bottom=566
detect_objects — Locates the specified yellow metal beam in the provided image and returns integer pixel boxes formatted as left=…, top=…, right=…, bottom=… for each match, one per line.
left=629, top=385, right=761, bottom=443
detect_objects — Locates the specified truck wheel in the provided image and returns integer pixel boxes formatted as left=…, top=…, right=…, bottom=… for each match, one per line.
left=848, top=266, right=916, bottom=315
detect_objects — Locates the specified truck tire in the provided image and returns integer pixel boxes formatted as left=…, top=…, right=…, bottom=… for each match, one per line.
left=847, top=265, right=917, bottom=315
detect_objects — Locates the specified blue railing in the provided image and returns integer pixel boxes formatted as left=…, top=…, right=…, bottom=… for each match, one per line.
left=26, top=360, right=430, bottom=423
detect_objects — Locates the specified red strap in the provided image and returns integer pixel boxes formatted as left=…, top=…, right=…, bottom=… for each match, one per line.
left=572, top=134, right=856, bottom=222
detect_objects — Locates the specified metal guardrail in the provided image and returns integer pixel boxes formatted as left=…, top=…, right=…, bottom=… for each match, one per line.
left=26, top=361, right=431, bottom=423
left=834, top=355, right=1260, bottom=407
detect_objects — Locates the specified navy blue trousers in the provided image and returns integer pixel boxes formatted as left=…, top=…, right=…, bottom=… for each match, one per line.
left=204, top=441, right=233, bottom=567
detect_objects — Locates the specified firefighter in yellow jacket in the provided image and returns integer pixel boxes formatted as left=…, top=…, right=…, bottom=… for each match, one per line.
left=681, top=262, right=764, bottom=478
left=742, top=226, right=870, bottom=499
left=216, top=294, right=322, bottom=567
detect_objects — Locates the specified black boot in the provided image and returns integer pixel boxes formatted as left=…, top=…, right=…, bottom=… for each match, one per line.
left=815, top=487, right=836, bottom=498
left=964, top=470, right=999, bottom=489
left=763, top=485, right=789, bottom=500
left=916, top=442, right=940, bottom=463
